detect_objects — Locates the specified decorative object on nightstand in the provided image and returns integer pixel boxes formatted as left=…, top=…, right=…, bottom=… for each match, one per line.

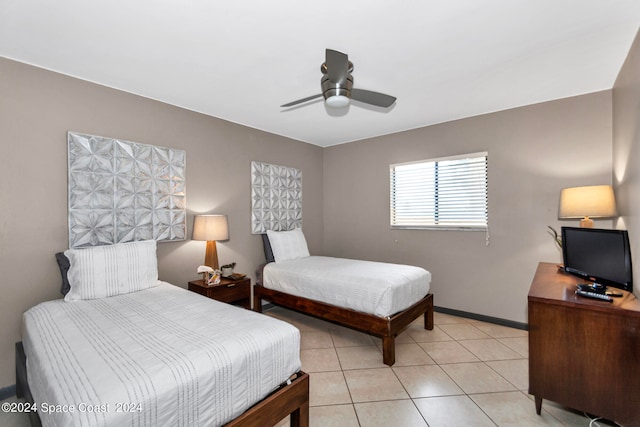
left=558, top=185, right=617, bottom=228
left=197, top=265, right=221, bottom=285
left=197, top=265, right=213, bottom=282
left=188, top=276, right=251, bottom=309
left=208, top=270, right=221, bottom=285
left=221, top=262, right=236, bottom=277
left=192, top=214, right=229, bottom=269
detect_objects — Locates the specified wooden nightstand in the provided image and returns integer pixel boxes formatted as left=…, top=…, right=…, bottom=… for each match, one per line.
left=188, top=276, right=251, bottom=309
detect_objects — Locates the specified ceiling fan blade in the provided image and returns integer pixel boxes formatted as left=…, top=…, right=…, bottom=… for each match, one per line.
left=280, top=94, right=323, bottom=108
left=326, top=49, right=349, bottom=84
left=351, top=89, right=397, bottom=108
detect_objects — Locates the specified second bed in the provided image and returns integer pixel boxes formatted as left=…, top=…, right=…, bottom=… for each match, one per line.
left=254, top=230, right=434, bottom=366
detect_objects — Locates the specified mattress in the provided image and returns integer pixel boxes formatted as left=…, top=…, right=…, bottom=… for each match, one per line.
left=22, top=282, right=301, bottom=427
left=263, top=256, right=431, bottom=317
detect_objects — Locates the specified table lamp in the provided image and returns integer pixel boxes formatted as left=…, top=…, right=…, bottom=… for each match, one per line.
left=558, top=185, right=617, bottom=228
left=192, top=214, right=229, bottom=269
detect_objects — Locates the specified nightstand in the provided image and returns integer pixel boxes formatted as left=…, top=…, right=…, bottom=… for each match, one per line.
left=188, top=276, right=251, bottom=309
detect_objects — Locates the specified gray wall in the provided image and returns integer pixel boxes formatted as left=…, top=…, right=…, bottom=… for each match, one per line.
left=613, top=30, right=640, bottom=299
left=323, top=92, right=613, bottom=323
left=0, top=57, right=324, bottom=388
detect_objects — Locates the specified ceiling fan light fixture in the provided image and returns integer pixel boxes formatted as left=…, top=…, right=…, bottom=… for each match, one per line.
left=321, top=73, right=353, bottom=108
left=281, top=49, right=397, bottom=110
left=325, top=95, right=350, bottom=108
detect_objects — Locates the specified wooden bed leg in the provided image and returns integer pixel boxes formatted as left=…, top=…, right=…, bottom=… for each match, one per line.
left=424, top=309, right=434, bottom=330
left=15, top=342, right=26, bottom=398
left=253, top=294, right=263, bottom=313
left=290, top=399, right=309, bottom=427
left=382, top=335, right=395, bottom=366
left=424, top=295, right=434, bottom=330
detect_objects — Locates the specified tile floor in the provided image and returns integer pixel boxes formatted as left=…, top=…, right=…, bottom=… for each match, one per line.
left=265, top=306, right=618, bottom=427
left=0, top=308, right=620, bottom=427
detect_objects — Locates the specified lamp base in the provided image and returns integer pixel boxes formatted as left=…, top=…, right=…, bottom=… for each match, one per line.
left=580, top=216, right=594, bottom=228
left=204, top=240, right=220, bottom=270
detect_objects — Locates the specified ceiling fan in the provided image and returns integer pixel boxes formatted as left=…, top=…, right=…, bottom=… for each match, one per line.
left=281, top=49, right=397, bottom=109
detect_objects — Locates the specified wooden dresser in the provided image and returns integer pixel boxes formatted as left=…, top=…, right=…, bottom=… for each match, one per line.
left=528, top=262, right=640, bottom=426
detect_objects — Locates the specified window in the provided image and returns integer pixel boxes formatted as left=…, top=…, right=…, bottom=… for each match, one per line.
left=390, top=152, right=488, bottom=230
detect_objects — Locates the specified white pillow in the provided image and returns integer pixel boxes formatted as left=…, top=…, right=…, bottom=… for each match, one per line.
left=64, top=240, right=159, bottom=301
left=266, top=228, right=310, bottom=263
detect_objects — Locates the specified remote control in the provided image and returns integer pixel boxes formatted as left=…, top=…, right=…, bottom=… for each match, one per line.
left=576, top=289, right=614, bottom=302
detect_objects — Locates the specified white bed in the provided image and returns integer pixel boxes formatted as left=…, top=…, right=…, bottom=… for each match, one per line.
left=263, top=256, right=431, bottom=317
left=19, top=240, right=306, bottom=427
left=254, top=229, right=434, bottom=366
left=22, top=282, right=301, bottom=427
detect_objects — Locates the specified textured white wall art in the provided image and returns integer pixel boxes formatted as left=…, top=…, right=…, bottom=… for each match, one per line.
left=251, top=161, right=302, bottom=234
left=68, top=132, right=186, bottom=248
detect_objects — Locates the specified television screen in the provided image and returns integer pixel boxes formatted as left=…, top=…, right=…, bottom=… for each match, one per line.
left=561, top=227, right=633, bottom=292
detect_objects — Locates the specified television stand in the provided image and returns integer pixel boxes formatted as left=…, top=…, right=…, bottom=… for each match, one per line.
left=528, top=262, right=640, bottom=426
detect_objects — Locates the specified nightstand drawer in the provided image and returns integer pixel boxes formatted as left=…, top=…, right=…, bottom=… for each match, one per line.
left=188, top=278, right=251, bottom=309
left=207, top=281, right=249, bottom=302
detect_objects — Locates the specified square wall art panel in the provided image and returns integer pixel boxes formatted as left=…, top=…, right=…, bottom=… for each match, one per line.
left=68, top=132, right=186, bottom=248
left=251, top=161, right=302, bottom=234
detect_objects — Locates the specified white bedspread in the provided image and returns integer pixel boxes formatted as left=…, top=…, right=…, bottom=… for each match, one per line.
left=263, top=256, right=431, bottom=317
left=22, top=282, right=301, bottom=427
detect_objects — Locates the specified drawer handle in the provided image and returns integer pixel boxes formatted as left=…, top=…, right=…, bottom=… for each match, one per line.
left=227, top=284, right=236, bottom=287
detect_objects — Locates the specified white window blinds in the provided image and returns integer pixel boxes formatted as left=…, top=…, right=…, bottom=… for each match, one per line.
left=390, top=152, right=488, bottom=230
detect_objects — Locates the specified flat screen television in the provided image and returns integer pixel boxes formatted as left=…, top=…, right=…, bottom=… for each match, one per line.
left=561, top=227, right=633, bottom=292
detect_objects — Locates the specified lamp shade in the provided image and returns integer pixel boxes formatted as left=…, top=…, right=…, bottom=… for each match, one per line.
left=559, top=185, right=618, bottom=219
left=192, top=215, right=229, bottom=241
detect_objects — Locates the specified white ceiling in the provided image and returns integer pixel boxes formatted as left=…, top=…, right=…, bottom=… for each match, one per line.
left=2, top=1, right=640, bottom=147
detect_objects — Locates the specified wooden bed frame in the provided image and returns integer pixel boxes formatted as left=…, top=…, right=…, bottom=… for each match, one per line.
left=254, top=283, right=434, bottom=366
left=15, top=342, right=309, bottom=427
